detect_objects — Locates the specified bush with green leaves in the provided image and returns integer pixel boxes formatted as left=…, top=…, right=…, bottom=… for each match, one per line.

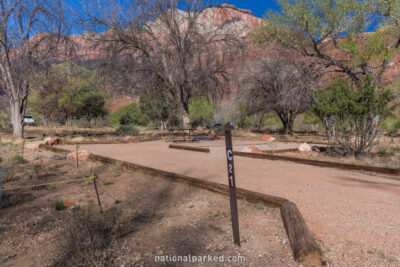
left=237, top=101, right=255, bottom=129
left=312, top=76, right=394, bottom=155
left=188, top=96, right=215, bottom=128
left=237, top=115, right=254, bottom=129
left=30, top=62, right=109, bottom=126
left=214, top=125, right=225, bottom=135
left=55, top=199, right=65, bottom=211
left=115, top=124, right=140, bottom=136
left=8, top=155, right=28, bottom=164
left=30, top=113, right=42, bottom=126
left=382, top=109, right=400, bottom=134
left=109, top=103, right=149, bottom=127
left=302, top=112, right=322, bottom=132
left=139, top=76, right=180, bottom=129
left=0, top=113, right=12, bottom=131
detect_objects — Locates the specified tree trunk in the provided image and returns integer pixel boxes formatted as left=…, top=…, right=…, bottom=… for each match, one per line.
left=181, top=109, right=191, bottom=129
left=161, top=118, right=169, bottom=130
left=277, top=111, right=295, bottom=135
left=10, top=100, right=24, bottom=138
left=287, top=114, right=295, bottom=135
left=277, top=112, right=289, bottom=135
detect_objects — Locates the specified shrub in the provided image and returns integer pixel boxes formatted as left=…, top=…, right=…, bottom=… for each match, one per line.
left=115, top=124, right=139, bottom=136
left=8, top=155, right=28, bottom=164
left=383, top=115, right=400, bottom=134
left=312, top=76, right=393, bottom=155
left=237, top=115, right=254, bottom=129
left=54, top=207, right=157, bottom=266
left=30, top=62, right=109, bottom=126
left=215, top=125, right=224, bottom=135
left=54, top=208, right=120, bottom=266
left=109, top=103, right=149, bottom=127
left=31, top=113, right=42, bottom=126
left=303, top=112, right=321, bottom=125
left=71, top=206, right=81, bottom=212
left=189, top=96, right=215, bottom=128
left=0, top=113, right=12, bottom=131
left=119, top=112, right=134, bottom=125
left=55, top=199, right=65, bottom=211
left=394, top=120, right=400, bottom=133
left=377, top=149, right=395, bottom=157
left=2, top=166, right=15, bottom=183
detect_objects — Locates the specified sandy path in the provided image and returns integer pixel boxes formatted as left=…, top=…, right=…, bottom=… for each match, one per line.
left=62, top=140, right=400, bottom=266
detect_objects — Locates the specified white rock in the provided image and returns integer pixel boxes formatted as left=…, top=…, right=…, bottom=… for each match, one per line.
left=298, top=143, right=311, bottom=152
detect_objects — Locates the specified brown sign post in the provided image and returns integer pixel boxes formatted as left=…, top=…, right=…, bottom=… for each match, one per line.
left=224, top=123, right=240, bottom=245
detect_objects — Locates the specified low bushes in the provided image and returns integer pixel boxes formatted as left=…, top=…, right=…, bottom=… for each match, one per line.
left=115, top=124, right=139, bottom=136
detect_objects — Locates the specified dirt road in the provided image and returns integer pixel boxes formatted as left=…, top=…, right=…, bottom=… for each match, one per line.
left=62, top=140, right=400, bottom=266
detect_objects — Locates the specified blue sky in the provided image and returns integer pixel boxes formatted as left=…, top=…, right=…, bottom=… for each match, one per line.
left=228, top=0, right=279, bottom=18
left=69, top=0, right=380, bottom=34
left=69, top=0, right=278, bottom=19
left=68, top=0, right=279, bottom=34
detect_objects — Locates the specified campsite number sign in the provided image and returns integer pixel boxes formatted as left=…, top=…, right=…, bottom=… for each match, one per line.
left=227, top=149, right=234, bottom=187
left=224, top=124, right=240, bottom=245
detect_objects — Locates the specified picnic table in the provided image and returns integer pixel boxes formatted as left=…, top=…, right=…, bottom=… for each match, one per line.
left=167, top=128, right=195, bottom=141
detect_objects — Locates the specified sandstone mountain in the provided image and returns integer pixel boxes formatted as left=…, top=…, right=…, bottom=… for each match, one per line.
left=2, top=3, right=400, bottom=113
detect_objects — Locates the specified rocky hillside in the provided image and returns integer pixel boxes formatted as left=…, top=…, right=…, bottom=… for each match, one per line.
left=3, top=3, right=400, bottom=113
left=70, top=3, right=262, bottom=61
left=63, top=4, right=264, bottom=111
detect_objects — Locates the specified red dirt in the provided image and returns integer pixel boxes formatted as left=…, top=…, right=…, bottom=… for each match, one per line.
left=0, top=145, right=293, bottom=266
left=62, top=140, right=400, bottom=266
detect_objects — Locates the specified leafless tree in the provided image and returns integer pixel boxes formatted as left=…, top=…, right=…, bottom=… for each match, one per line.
left=0, top=0, right=73, bottom=137
left=83, top=0, right=243, bottom=127
left=213, top=99, right=240, bottom=124
left=238, top=54, right=322, bottom=134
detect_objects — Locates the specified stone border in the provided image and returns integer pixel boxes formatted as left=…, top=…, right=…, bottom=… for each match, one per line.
left=40, top=144, right=324, bottom=266
left=234, top=151, right=400, bottom=177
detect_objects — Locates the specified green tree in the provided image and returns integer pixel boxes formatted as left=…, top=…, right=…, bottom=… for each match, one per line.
left=188, top=96, right=215, bottom=128
left=253, top=0, right=399, bottom=86
left=76, top=90, right=108, bottom=124
left=253, top=0, right=400, bottom=141
left=237, top=101, right=257, bottom=129
left=31, top=62, right=109, bottom=126
left=109, top=103, right=149, bottom=127
left=312, top=76, right=394, bottom=155
left=139, top=76, right=180, bottom=129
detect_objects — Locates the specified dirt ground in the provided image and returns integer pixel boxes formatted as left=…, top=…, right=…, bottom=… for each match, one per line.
left=0, top=145, right=293, bottom=266
left=61, top=140, right=400, bottom=267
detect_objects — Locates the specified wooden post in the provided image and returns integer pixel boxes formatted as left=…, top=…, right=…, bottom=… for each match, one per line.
left=224, top=123, right=240, bottom=245
left=21, top=140, right=25, bottom=160
left=280, top=201, right=323, bottom=265
left=75, top=145, right=79, bottom=170
left=0, top=164, right=2, bottom=209
left=92, top=175, right=103, bottom=214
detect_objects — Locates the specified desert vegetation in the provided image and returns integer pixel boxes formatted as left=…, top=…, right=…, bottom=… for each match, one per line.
left=0, top=0, right=398, bottom=155
left=2, top=0, right=400, bottom=266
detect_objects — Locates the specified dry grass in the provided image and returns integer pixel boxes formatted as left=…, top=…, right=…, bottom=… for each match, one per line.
left=52, top=207, right=157, bottom=267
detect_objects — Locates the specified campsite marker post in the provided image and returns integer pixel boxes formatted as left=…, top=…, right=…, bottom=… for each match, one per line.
left=224, top=123, right=240, bottom=245
left=0, top=164, right=2, bottom=208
